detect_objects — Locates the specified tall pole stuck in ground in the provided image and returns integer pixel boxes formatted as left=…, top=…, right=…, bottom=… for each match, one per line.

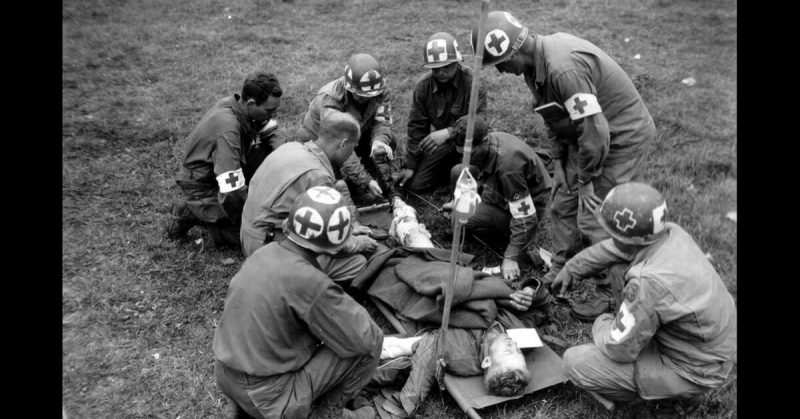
left=435, top=0, right=490, bottom=393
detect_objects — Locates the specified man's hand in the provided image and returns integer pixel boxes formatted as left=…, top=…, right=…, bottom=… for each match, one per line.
left=578, top=181, right=603, bottom=213
left=419, top=128, right=450, bottom=154
left=368, top=179, right=383, bottom=196
left=396, top=169, right=414, bottom=188
left=352, top=224, right=372, bottom=236
left=351, top=235, right=378, bottom=254
left=501, top=258, right=520, bottom=281
left=509, top=286, right=534, bottom=311
left=550, top=160, right=566, bottom=201
left=551, top=269, right=574, bottom=298
left=370, top=142, right=394, bottom=161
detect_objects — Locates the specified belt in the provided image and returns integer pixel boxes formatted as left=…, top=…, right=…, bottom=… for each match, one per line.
left=219, top=361, right=268, bottom=383
left=263, top=222, right=288, bottom=245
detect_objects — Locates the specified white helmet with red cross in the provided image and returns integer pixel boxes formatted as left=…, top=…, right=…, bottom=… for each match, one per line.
left=343, top=53, right=386, bottom=98
left=285, top=186, right=353, bottom=254
left=597, top=182, right=668, bottom=245
left=470, top=11, right=529, bottom=67
left=423, top=32, right=464, bottom=68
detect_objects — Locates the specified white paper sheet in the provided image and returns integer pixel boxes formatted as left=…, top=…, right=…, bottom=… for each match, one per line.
left=506, top=328, right=544, bottom=348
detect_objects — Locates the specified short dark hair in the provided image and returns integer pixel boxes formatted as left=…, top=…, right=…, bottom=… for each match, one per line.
left=241, top=70, right=282, bottom=105
left=485, top=368, right=531, bottom=396
left=451, top=115, right=489, bottom=147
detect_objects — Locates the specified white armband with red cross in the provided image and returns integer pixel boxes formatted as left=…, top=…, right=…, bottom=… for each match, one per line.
left=565, top=93, right=602, bottom=120
left=508, top=194, right=535, bottom=219
left=216, top=168, right=245, bottom=193
left=375, top=104, right=392, bottom=124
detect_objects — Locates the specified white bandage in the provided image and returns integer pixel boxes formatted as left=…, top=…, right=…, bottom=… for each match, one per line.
left=565, top=93, right=602, bottom=120
left=216, top=169, right=245, bottom=193
left=381, top=336, right=423, bottom=360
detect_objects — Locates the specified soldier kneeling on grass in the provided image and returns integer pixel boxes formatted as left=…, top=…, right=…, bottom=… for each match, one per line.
left=213, top=186, right=383, bottom=419
left=165, top=70, right=287, bottom=248
left=443, top=116, right=552, bottom=282
left=552, top=182, right=737, bottom=416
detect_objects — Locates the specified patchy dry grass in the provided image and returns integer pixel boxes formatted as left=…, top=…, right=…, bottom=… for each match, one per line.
left=63, top=0, right=736, bottom=417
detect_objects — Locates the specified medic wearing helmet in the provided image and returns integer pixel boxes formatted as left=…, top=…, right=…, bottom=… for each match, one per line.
left=550, top=182, right=736, bottom=414
left=471, top=11, right=656, bottom=314
left=302, top=53, right=398, bottom=205
left=214, top=185, right=383, bottom=419
left=397, top=32, right=488, bottom=192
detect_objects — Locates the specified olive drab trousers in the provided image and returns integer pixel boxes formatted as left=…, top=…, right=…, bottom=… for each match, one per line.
left=549, top=143, right=649, bottom=269
left=215, top=334, right=382, bottom=419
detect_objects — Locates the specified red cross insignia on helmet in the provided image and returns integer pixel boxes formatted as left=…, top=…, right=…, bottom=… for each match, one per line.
left=423, top=32, right=464, bottom=68
left=286, top=185, right=353, bottom=253
left=344, top=53, right=386, bottom=98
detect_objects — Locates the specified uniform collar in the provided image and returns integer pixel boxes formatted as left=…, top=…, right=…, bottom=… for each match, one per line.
left=527, top=34, right=546, bottom=87
left=304, top=140, right=336, bottom=178
left=231, top=94, right=257, bottom=135
left=477, top=134, right=498, bottom=177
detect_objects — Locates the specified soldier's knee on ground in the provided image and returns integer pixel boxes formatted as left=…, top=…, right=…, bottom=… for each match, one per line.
left=562, top=344, right=596, bottom=385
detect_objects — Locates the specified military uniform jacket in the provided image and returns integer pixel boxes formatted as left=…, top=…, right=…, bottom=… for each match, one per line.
left=477, top=132, right=552, bottom=260
left=240, top=141, right=335, bottom=245
left=525, top=33, right=655, bottom=184
left=302, top=78, right=393, bottom=191
left=177, top=95, right=258, bottom=222
left=562, top=223, right=737, bottom=387
left=405, top=65, right=487, bottom=172
left=212, top=240, right=383, bottom=376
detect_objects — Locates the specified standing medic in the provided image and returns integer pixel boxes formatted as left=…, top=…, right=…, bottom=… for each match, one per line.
left=472, top=11, right=656, bottom=319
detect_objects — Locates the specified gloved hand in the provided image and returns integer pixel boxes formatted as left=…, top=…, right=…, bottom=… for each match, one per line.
left=368, top=179, right=383, bottom=196
left=370, top=141, right=394, bottom=161
left=420, top=128, right=450, bottom=154
left=396, top=168, right=414, bottom=188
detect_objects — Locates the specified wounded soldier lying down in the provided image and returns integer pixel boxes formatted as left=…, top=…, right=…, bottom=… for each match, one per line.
left=373, top=305, right=548, bottom=417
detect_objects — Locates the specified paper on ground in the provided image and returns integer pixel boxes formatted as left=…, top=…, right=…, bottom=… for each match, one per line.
left=506, top=328, right=543, bottom=348
left=538, top=247, right=552, bottom=268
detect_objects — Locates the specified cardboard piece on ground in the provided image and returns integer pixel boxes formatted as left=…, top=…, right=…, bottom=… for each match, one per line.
left=506, top=328, right=544, bottom=348
left=370, top=280, right=567, bottom=413
left=443, top=344, right=567, bottom=410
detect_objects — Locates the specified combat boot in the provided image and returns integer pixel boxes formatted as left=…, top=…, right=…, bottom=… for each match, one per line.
left=570, top=283, right=618, bottom=322
left=165, top=199, right=200, bottom=242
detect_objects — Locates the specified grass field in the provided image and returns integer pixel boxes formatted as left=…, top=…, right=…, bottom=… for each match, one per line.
left=62, top=0, right=737, bottom=417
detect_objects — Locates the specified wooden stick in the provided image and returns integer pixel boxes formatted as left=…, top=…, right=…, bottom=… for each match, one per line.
left=587, top=390, right=615, bottom=411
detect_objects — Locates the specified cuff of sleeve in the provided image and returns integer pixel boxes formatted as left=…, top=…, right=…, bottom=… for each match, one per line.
left=503, top=245, right=521, bottom=261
